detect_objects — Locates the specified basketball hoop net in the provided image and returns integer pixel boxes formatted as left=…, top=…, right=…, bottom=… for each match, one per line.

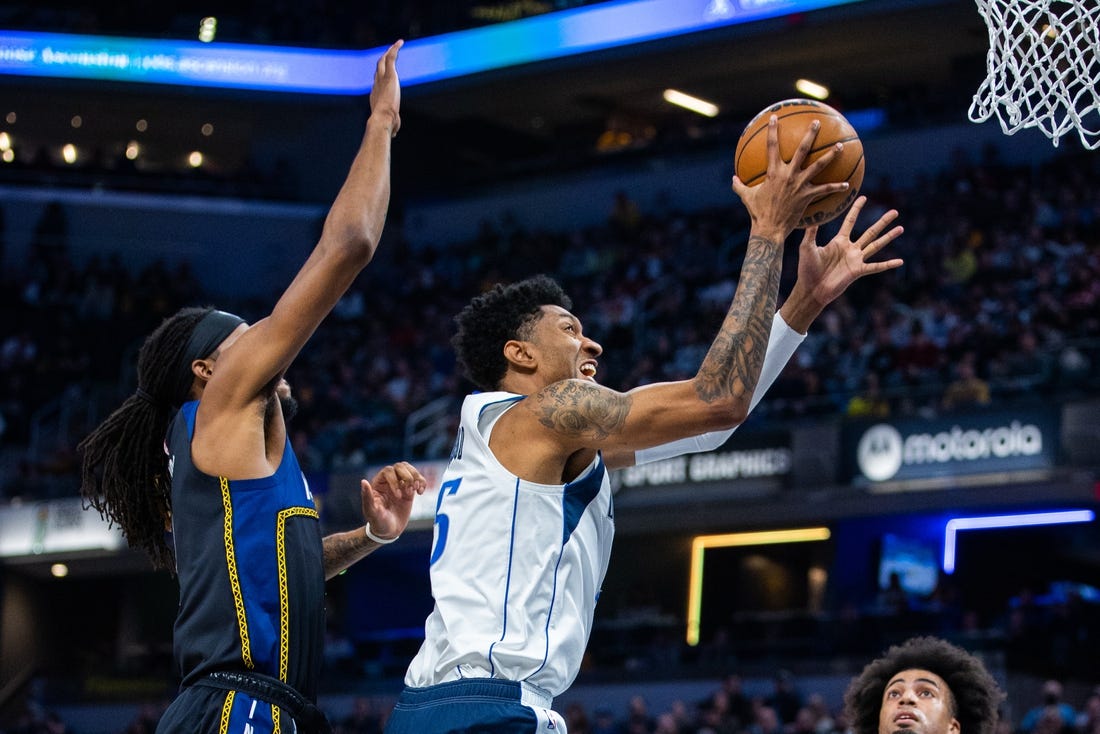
left=968, top=0, right=1100, bottom=149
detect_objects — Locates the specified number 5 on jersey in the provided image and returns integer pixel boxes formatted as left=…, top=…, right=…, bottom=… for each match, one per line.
left=429, top=477, right=462, bottom=565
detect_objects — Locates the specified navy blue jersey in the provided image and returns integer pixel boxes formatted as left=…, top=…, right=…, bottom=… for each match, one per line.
left=166, top=400, right=324, bottom=701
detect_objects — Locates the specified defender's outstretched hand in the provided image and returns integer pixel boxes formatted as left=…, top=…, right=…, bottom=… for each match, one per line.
left=371, top=40, right=403, bottom=136
left=360, top=461, right=427, bottom=541
left=796, top=195, right=904, bottom=307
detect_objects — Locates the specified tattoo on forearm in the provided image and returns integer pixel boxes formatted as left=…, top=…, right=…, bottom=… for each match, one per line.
left=696, top=236, right=782, bottom=403
left=536, top=380, right=632, bottom=439
left=322, top=532, right=367, bottom=576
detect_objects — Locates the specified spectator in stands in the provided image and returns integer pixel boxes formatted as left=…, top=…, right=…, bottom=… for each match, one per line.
left=788, top=706, right=822, bottom=734
left=895, top=321, right=945, bottom=385
left=878, top=571, right=913, bottom=616
left=768, top=670, right=804, bottom=725
left=564, top=702, right=593, bottom=734
left=654, top=711, right=682, bottom=734
left=1020, top=681, right=1077, bottom=734
left=1075, top=689, right=1100, bottom=734
left=751, top=705, right=786, bottom=734
left=844, top=636, right=1004, bottom=734
left=846, top=372, right=891, bottom=418
left=990, top=330, right=1053, bottom=397
left=941, top=355, right=991, bottom=412
left=123, top=703, right=165, bottom=734
left=610, top=189, right=642, bottom=237
left=75, top=42, right=426, bottom=734
left=624, top=695, right=656, bottom=734
left=806, top=693, right=838, bottom=734
left=722, top=674, right=757, bottom=730
left=338, top=697, right=383, bottom=734
left=1032, top=708, right=1075, bottom=734
left=695, top=689, right=740, bottom=734
left=592, top=707, right=620, bottom=734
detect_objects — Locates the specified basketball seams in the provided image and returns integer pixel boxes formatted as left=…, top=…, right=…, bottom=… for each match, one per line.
left=808, top=151, right=865, bottom=196
left=803, top=153, right=865, bottom=224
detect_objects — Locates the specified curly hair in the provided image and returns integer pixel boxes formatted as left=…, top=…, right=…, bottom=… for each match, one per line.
left=844, top=636, right=1004, bottom=734
left=452, top=274, right=572, bottom=391
left=78, top=306, right=213, bottom=571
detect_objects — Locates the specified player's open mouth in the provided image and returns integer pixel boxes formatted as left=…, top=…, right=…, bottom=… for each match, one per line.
left=580, top=363, right=597, bottom=378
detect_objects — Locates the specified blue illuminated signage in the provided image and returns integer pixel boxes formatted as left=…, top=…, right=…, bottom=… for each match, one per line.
left=0, top=0, right=869, bottom=94
left=942, top=510, right=1095, bottom=573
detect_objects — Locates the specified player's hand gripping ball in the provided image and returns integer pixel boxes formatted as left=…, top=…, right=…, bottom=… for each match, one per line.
left=735, top=98, right=865, bottom=227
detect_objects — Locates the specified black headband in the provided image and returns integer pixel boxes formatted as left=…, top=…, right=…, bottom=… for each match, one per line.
left=170, top=309, right=246, bottom=405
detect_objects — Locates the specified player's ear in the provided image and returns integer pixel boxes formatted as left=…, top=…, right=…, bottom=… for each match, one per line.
left=191, top=357, right=215, bottom=381
left=503, top=339, right=537, bottom=370
left=948, top=717, right=960, bottom=734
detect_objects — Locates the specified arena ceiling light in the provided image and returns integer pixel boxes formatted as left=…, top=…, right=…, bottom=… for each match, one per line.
left=942, top=509, right=1095, bottom=574
left=795, top=78, right=829, bottom=99
left=198, top=16, right=217, bottom=43
left=663, top=89, right=719, bottom=117
left=686, top=527, right=831, bottom=646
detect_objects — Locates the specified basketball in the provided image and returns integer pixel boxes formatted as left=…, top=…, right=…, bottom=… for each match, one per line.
left=734, top=98, right=865, bottom=227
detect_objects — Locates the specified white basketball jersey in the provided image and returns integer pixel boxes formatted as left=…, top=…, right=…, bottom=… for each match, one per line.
left=404, top=391, right=615, bottom=698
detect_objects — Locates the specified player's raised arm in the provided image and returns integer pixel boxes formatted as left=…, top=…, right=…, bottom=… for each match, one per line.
left=609, top=196, right=904, bottom=470
left=520, top=117, right=848, bottom=458
left=204, top=41, right=403, bottom=408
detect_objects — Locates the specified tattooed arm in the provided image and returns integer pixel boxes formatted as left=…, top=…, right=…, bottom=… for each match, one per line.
left=323, top=529, right=379, bottom=581
left=322, top=461, right=426, bottom=580
left=491, top=118, right=852, bottom=480
left=521, top=231, right=783, bottom=465
left=530, top=120, right=854, bottom=452
left=618, top=197, right=905, bottom=469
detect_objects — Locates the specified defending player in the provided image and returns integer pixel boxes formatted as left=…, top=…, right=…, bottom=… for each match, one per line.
left=78, top=42, right=423, bottom=734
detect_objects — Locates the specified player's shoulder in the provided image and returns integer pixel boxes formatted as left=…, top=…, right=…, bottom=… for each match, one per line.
left=463, top=390, right=524, bottom=414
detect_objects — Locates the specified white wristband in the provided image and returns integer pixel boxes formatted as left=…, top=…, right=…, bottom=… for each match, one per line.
left=365, top=523, right=398, bottom=545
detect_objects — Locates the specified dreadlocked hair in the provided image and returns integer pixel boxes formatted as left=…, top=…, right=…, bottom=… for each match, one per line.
left=844, top=636, right=1004, bottom=734
left=78, top=306, right=214, bottom=571
left=452, top=274, right=572, bottom=391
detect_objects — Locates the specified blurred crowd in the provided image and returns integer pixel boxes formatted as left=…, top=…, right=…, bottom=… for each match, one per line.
left=2, top=141, right=1099, bottom=499
left=5, top=668, right=1100, bottom=734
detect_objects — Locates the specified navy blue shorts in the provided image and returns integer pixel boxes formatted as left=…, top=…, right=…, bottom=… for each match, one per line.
left=383, top=679, right=566, bottom=734
left=155, top=685, right=288, bottom=733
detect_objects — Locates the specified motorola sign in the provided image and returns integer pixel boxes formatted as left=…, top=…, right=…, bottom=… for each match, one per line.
left=848, top=410, right=1058, bottom=484
left=857, top=424, right=904, bottom=481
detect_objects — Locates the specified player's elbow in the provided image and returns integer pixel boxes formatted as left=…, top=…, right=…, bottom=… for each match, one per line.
left=322, top=219, right=381, bottom=267
left=723, top=405, right=750, bottom=430
left=697, top=398, right=749, bottom=432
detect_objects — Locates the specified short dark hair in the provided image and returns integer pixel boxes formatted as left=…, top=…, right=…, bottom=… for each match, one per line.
left=844, top=637, right=1004, bottom=734
left=452, top=274, right=572, bottom=391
